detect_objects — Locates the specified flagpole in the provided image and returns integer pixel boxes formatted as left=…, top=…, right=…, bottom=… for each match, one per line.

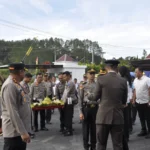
left=21, top=45, right=33, bottom=63
left=21, top=37, right=38, bottom=63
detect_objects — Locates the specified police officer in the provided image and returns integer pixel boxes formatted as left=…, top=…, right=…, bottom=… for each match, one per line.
left=1, top=63, right=31, bottom=150
left=91, top=60, right=127, bottom=150
left=30, top=73, right=48, bottom=132
left=83, top=74, right=88, bottom=82
left=20, top=73, right=32, bottom=94
left=62, top=71, right=77, bottom=136
left=55, top=73, right=66, bottom=132
left=79, top=69, right=98, bottom=150
left=43, top=73, right=53, bottom=124
left=20, top=73, right=35, bottom=138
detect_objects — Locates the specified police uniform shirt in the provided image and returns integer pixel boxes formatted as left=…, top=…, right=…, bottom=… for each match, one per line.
left=61, top=80, right=77, bottom=103
left=20, top=80, right=32, bottom=133
left=20, top=80, right=30, bottom=94
left=1, top=76, right=31, bottom=137
left=43, top=81, right=53, bottom=96
left=79, top=81, right=97, bottom=114
left=30, top=82, right=46, bottom=100
left=55, top=82, right=65, bottom=100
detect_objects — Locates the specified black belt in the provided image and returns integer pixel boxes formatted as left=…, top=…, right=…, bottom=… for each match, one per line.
left=82, top=102, right=97, bottom=108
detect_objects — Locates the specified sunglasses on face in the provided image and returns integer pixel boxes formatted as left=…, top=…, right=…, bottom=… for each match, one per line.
left=90, top=72, right=95, bottom=75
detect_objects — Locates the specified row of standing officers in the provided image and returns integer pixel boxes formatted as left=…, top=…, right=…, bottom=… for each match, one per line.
left=0, top=59, right=131, bottom=150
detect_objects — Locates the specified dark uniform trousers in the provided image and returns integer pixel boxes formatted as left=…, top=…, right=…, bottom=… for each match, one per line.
left=59, top=108, right=65, bottom=130
left=136, top=103, right=150, bottom=132
left=132, top=104, right=137, bottom=124
left=127, top=103, right=133, bottom=131
left=45, top=95, right=52, bottom=123
left=82, top=106, right=98, bottom=149
left=34, top=110, right=45, bottom=129
left=4, top=136, right=26, bottom=150
left=64, top=104, right=73, bottom=132
left=123, top=107, right=129, bottom=150
left=96, top=124, right=123, bottom=150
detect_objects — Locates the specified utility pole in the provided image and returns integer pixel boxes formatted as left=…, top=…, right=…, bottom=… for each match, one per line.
left=92, top=48, right=94, bottom=64
left=54, top=50, right=56, bottom=62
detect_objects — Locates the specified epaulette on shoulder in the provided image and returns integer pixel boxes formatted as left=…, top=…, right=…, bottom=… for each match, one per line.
left=81, top=81, right=87, bottom=85
left=79, top=81, right=87, bottom=89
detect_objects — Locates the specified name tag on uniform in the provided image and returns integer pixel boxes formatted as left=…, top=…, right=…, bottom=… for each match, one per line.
left=67, top=97, right=72, bottom=105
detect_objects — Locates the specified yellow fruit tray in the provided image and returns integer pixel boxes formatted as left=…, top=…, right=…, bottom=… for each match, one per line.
left=32, top=105, right=64, bottom=110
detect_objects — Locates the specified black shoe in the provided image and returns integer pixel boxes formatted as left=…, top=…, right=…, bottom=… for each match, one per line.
left=64, top=131, right=73, bottom=136
left=84, top=145, right=90, bottom=150
left=145, top=133, right=150, bottom=139
left=129, top=129, right=133, bottom=135
left=31, top=126, right=34, bottom=130
left=41, top=127, right=49, bottom=131
left=59, top=129, right=64, bottom=132
left=46, top=122, right=52, bottom=125
left=62, top=129, right=68, bottom=134
left=34, top=128, right=39, bottom=132
left=29, top=133, right=35, bottom=139
left=137, top=131, right=147, bottom=136
left=90, top=145, right=96, bottom=150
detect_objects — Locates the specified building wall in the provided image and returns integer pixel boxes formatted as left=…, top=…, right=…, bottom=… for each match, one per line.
left=48, top=61, right=87, bottom=82
left=63, top=67, right=85, bottom=82
left=48, top=67, right=85, bottom=82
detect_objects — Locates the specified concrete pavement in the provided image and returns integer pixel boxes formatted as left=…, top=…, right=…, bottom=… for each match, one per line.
left=0, top=106, right=149, bottom=150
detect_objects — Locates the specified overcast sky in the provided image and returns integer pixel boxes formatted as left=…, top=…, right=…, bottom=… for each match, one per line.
left=0, top=0, right=150, bottom=59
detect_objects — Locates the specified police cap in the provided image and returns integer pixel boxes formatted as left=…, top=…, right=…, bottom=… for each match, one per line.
left=44, top=73, right=48, bottom=77
left=9, top=63, right=25, bottom=70
left=87, top=69, right=96, bottom=73
left=99, top=69, right=106, bottom=75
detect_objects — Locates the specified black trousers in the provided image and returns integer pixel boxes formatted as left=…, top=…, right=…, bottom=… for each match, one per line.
left=96, top=124, right=123, bottom=150
left=59, top=108, right=65, bottom=129
left=64, top=104, right=73, bottom=132
left=132, top=104, right=137, bottom=124
left=136, top=103, right=150, bottom=132
left=127, top=103, right=133, bottom=131
left=123, top=107, right=129, bottom=150
left=34, top=110, right=45, bottom=129
left=123, top=107, right=129, bottom=140
left=82, top=106, right=97, bottom=149
left=45, top=95, right=52, bottom=123
left=45, top=110, right=51, bottom=123
left=4, top=136, right=26, bottom=150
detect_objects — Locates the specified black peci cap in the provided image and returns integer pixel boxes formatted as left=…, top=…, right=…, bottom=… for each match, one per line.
left=9, top=63, right=25, bottom=70
left=104, top=59, right=120, bottom=66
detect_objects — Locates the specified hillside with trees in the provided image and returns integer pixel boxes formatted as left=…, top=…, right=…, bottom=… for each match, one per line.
left=0, top=38, right=147, bottom=75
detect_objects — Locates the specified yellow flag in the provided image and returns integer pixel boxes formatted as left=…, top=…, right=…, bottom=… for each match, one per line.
left=26, top=46, right=33, bottom=56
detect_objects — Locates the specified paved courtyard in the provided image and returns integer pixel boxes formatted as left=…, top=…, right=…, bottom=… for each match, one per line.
left=0, top=106, right=150, bottom=150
